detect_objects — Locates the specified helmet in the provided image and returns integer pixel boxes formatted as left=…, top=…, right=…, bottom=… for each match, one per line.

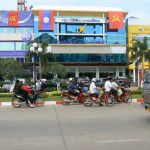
left=107, top=76, right=112, bottom=80
left=92, top=78, right=96, bottom=82
left=69, top=78, right=73, bottom=81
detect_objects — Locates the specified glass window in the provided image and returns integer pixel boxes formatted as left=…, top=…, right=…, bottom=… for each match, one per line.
left=5, top=28, right=14, bottom=33
left=16, top=42, right=27, bottom=51
left=16, top=28, right=33, bottom=33
left=0, top=28, right=5, bottom=33
left=0, top=28, right=14, bottom=33
left=0, top=42, right=14, bottom=51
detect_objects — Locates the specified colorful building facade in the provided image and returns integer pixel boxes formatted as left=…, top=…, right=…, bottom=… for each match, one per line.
left=32, top=6, right=127, bottom=78
left=127, top=19, right=150, bottom=70
left=0, top=11, right=34, bottom=62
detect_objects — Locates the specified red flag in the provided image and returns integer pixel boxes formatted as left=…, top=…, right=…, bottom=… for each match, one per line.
left=8, top=11, right=18, bottom=26
left=108, top=11, right=123, bottom=29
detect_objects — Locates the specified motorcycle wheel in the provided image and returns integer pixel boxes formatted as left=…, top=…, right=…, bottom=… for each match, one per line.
left=105, top=97, right=115, bottom=107
left=12, top=96, right=22, bottom=108
left=61, top=96, right=70, bottom=105
left=34, top=97, right=44, bottom=107
left=83, top=97, right=93, bottom=107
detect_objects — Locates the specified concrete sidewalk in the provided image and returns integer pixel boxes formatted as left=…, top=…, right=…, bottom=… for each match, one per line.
left=0, top=99, right=144, bottom=107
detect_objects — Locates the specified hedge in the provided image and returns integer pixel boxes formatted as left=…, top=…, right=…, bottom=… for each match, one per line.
left=0, top=91, right=62, bottom=98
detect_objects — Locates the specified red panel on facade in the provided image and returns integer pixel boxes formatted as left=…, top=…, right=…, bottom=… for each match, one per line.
left=108, top=11, right=123, bottom=29
left=8, top=11, right=18, bottom=26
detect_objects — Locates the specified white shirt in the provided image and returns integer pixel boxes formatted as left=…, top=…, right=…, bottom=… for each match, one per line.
left=112, top=82, right=119, bottom=90
left=104, top=80, right=113, bottom=92
left=90, top=82, right=97, bottom=93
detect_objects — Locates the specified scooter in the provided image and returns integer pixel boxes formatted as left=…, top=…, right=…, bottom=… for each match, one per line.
left=61, top=88, right=86, bottom=105
left=83, top=88, right=115, bottom=107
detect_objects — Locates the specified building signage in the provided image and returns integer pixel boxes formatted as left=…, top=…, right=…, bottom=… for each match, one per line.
left=0, top=11, right=34, bottom=27
left=138, top=26, right=150, bottom=32
left=55, top=18, right=105, bottom=24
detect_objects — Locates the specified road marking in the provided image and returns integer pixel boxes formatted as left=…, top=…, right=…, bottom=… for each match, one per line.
left=98, top=139, right=142, bottom=144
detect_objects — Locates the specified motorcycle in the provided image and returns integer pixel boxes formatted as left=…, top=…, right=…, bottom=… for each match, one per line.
left=12, top=90, right=44, bottom=108
left=114, top=88, right=132, bottom=103
left=83, top=88, right=115, bottom=107
left=61, top=88, right=86, bottom=105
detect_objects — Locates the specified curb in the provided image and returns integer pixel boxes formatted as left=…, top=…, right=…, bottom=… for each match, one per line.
left=0, top=99, right=144, bottom=107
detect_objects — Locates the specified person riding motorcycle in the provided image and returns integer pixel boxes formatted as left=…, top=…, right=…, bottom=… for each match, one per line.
left=14, top=80, right=34, bottom=108
left=89, top=78, right=104, bottom=103
left=68, top=77, right=79, bottom=100
left=104, top=76, right=117, bottom=96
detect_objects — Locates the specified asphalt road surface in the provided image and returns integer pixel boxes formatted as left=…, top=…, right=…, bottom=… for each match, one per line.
left=0, top=103, right=150, bottom=150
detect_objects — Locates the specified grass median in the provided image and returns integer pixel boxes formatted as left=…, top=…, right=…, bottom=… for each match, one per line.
left=0, top=94, right=142, bottom=102
left=0, top=96, right=61, bottom=102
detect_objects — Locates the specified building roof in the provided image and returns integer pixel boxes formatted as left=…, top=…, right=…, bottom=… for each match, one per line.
left=32, top=5, right=128, bottom=17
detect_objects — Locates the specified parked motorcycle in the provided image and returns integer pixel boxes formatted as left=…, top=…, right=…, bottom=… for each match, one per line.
left=61, top=88, right=86, bottom=105
left=12, top=90, right=44, bottom=108
left=83, top=88, right=115, bottom=107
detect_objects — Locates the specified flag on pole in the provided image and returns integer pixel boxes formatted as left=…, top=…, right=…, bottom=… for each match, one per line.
left=38, top=10, right=54, bottom=31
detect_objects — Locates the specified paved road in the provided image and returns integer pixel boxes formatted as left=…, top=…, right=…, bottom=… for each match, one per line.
left=0, top=103, right=150, bottom=150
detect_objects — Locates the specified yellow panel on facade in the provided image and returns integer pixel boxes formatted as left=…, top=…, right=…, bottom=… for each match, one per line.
left=128, top=25, right=150, bottom=34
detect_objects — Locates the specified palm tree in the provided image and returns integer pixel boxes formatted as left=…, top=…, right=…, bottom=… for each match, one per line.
left=132, top=37, right=150, bottom=86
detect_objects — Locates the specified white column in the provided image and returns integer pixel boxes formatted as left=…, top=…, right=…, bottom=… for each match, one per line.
left=96, top=67, right=99, bottom=78
left=75, top=67, right=79, bottom=77
left=133, top=62, right=136, bottom=83
left=116, top=67, right=119, bottom=77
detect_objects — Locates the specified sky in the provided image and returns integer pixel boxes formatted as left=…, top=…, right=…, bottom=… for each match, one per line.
left=0, top=0, right=149, bottom=19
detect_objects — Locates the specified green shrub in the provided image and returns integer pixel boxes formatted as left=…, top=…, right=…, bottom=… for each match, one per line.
left=60, top=82, right=68, bottom=90
left=46, top=91, right=62, bottom=96
left=130, top=89, right=142, bottom=95
left=0, top=93, right=13, bottom=97
left=40, top=92, right=49, bottom=98
left=0, top=88, right=9, bottom=93
left=0, top=81, right=3, bottom=87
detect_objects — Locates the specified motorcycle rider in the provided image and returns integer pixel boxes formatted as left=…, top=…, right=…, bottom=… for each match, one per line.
left=68, top=77, right=79, bottom=101
left=13, top=80, right=34, bottom=108
left=112, top=78, right=122, bottom=100
left=21, top=82, right=34, bottom=108
left=89, top=78, right=103, bottom=104
left=105, top=76, right=117, bottom=96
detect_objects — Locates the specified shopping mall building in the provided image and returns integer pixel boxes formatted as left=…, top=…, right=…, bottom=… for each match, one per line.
left=0, top=6, right=128, bottom=78
left=127, top=18, right=150, bottom=83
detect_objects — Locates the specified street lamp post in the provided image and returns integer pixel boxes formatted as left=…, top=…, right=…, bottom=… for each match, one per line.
left=29, top=43, right=43, bottom=89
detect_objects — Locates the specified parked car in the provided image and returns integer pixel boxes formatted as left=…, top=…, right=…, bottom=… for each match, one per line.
left=116, top=77, right=131, bottom=88
left=2, top=80, right=14, bottom=91
left=141, top=71, right=150, bottom=112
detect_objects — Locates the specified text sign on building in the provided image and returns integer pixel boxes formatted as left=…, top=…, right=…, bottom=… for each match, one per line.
left=55, top=18, right=105, bottom=24
left=0, top=11, right=34, bottom=27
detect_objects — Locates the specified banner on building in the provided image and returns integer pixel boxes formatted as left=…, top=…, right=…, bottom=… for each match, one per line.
left=0, top=11, right=34, bottom=27
left=108, top=11, right=123, bottom=30
left=38, top=10, right=54, bottom=31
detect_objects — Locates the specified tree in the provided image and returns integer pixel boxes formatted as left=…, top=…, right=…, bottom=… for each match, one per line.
left=131, top=37, right=150, bottom=86
left=0, top=58, right=23, bottom=80
left=49, top=62, right=67, bottom=79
